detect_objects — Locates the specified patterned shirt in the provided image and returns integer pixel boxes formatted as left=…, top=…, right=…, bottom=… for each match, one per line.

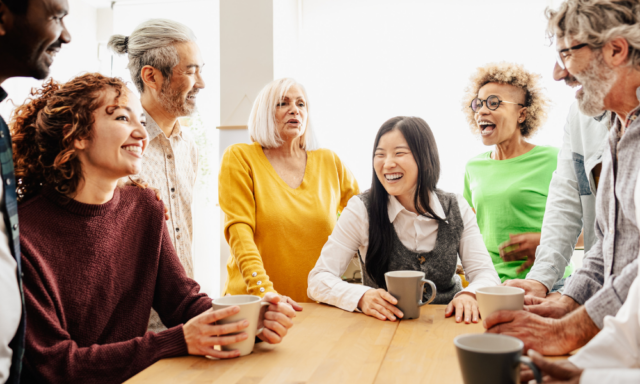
left=134, top=110, right=198, bottom=332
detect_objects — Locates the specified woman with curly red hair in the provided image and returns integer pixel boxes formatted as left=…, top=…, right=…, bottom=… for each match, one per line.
left=12, top=73, right=295, bottom=383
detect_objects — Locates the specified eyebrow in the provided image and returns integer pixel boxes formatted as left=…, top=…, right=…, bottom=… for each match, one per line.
left=375, top=145, right=410, bottom=151
left=186, top=63, right=204, bottom=69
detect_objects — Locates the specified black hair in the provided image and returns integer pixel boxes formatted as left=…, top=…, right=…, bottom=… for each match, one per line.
left=2, top=0, right=29, bottom=15
left=365, top=116, right=444, bottom=289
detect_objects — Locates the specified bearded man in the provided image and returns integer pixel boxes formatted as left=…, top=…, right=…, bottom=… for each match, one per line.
left=484, top=0, right=640, bottom=360
left=108, top=19, right=204, bottom=332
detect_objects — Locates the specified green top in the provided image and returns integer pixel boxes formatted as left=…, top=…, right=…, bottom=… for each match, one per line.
left=463, top=145, right=573, bottom=282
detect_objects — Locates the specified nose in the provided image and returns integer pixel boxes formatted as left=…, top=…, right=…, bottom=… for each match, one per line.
left=553, top=62, right=569, bottom=82
left=290, top=104, right=300, bottom=115
left=195, top=71, right=205, bottom=89
left=60, top=20, right=72, bottom=44
left=133, top=123, right=149, bottom=141
left=384, top=156, right=397, bottom=169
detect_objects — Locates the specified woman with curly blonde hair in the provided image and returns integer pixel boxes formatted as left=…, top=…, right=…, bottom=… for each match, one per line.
left=12, top=73, right=295, bottom=383
left=461, top=62, right=571, bottom=283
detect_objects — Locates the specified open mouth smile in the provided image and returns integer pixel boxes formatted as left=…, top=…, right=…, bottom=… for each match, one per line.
left=477, top=120, right=496, bottom=136
left=384, top=173, right=403, bottom=182
left=122, top=144, right=143, bottom=158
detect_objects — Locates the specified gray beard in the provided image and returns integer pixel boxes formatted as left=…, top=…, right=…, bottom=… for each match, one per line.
left=574, top=52, right=617, bottom=117
left=158, top=82, right=197, bottom=117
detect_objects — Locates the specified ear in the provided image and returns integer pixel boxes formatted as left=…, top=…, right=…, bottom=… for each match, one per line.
left=74, top=137, right=88, bottom=151
left=0, top=2, right=15, bottom=37
left=140, top=65, right=164, bottom=93
left=603, top=37, right=629, bottom=67
left=518, top=107, right=527, bottom=124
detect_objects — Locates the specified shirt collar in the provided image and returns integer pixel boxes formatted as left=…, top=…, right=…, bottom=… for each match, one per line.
left=0, top=87, right=7, bottom=103
left=387, top=192, right=446, bottom=223
left=143, top=108, right=183, bottom=141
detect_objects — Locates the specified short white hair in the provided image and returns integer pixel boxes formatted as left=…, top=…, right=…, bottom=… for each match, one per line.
left=249, top=78, right=317, bottom=150
left=108, top=19, right=197, bottom=93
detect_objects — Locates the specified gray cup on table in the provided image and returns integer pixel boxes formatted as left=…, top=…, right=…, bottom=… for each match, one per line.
left=454, top=334, right=542, bottom=384
left=384, top=271, right=436, bottom=319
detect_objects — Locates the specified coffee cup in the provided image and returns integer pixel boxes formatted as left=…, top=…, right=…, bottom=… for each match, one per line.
left=455, top=333, right=541, bottom=384
left=211, top=295, right=270, bottom=356
left=476, top=286, right=524, bottom=319
left=384, top=270, right=437, bottom=319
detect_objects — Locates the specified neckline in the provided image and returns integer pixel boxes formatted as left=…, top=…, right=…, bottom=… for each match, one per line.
left=486, top=145, right=540, bottom=163
left=256, top=142, right=311, bottom=192
left=42, top=187, right=121, bottom=217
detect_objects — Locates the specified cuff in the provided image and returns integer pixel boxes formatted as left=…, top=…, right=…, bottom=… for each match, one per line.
left=584, top=287, right=623, bottom=329
left=343, top=285, right=375, bottom=312
left=153, top=324, right=189, bottom=361
left=525, top=266, right=560, bottom=292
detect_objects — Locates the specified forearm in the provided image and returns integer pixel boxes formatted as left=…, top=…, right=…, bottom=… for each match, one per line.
left=556, top=306, right=600, bottom=352
left=227, top=223, right=276, bottom=296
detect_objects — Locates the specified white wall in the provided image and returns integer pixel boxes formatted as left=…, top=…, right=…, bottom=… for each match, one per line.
left=297, top=0, right=577, bottom=195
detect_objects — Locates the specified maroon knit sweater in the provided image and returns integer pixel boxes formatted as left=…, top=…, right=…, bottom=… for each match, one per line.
left=19, top=186, right=212, bottom=383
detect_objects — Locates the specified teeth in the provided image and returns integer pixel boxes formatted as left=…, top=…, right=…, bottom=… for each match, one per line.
left=478, top=121, right=494, bottom=126
left=385, top=173, right=403, bottom=180
left=123, top=145, right=142, bottom=155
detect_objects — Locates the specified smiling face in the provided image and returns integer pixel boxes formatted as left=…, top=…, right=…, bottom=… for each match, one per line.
left=475, top=83, right=526, bottom=146
left=374, top=129, right=418, bottom=205
left=76, top=88, right=148, bottom=181
left=274, top=84, right=308, bottom=142
left=555, top=38, right=617, bottom=117
left=157, top=41, right=205, bottom=117
left=0, top=0, right=71, bottom=81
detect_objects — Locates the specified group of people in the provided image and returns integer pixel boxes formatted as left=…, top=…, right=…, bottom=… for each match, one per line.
left=1, top=0, right=640, bottom=383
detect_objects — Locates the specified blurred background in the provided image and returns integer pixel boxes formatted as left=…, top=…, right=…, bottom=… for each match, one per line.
left=0, top=0, right=570, bottom=297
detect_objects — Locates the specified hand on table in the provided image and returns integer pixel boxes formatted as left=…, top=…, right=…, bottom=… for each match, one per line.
left=183, top=306, right=250, bottom=359
left=525, top=295, right=578, bottom=319
left=503, top=279, right=548, bottom=298
left=257, top=292, right=296, bottom=344
left=358, top=289, right=403, bottom=321
left=445, top=292, right=479, bottom=323
left=521, top=350, right=582, bottom=384
left=498, top=233, right=541, bottom=273
left=483, top=310, right=571, bottom=355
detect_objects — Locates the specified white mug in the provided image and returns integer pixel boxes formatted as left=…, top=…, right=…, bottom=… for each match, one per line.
left=476, top=286, right=524, bottom=319
left=211, top=295, right=270, bottom=356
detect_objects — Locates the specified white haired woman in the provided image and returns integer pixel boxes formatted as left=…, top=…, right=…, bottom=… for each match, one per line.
left=219, top=78, right=359, bottom=304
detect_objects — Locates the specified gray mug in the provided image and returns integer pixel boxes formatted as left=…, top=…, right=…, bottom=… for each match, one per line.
left=454, top=334, right=542, bottom=384
left=384, top=270, right=437, bottom=319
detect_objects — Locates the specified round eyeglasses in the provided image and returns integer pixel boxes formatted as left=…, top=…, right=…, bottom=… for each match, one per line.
left=470, top=95, right=525, bottom=112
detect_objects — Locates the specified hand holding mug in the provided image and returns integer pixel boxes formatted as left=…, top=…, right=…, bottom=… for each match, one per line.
left=445, top=292, right=479, bottom=323
left=521, top=350, right=583, bottom=384
left=183, top=306, right=250, bottom=359
left=258, top=292, right=296, bottom=344
left=358, top=288, right=404, bottom=321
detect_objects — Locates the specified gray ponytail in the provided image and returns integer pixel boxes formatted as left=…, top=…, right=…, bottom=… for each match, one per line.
left=107, top=19, right=196, bottom=93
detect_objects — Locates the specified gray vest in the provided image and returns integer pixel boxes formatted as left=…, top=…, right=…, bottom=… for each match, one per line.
left=358, top=189, right=464, bottom=304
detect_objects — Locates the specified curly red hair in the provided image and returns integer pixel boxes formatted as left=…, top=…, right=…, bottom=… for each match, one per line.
left=10, top=73, right=128, bottom=202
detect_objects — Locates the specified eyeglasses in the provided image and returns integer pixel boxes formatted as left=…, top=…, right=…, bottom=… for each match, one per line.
left=556, top=43, right=588, bottom=70
left=469, top=95, right=525, bottom=112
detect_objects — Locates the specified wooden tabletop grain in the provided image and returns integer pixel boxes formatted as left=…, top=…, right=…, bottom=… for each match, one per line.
left=125, top=303, right=563, bottom=384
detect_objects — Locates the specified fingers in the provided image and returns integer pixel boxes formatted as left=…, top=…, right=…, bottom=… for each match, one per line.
left=527, top=350, right=576, bottom=380
left=516, top=257, right=535, bottom=274
left=471, top=303, right=479, bottom=323
left=201, top=306, right=241, bottom=324
left=380, top=290, right=398, bottom=306
left=205, top=349, right=242, bottom=359
left=203, top=332, right=249, bottom=347
left=463, top=302, right=473, bottom=324
left=264, top=309, right=294, bottom=330
left=445, top=302, right=454, bottom=317
left=524, top=295, right=546, bottom=306
left=202, top=319, right=249, bottom=337
left=482, top=309, right=517, bottom=330
left=455, top=301, right=464, bottom=323
left=258, top=327, right=283, bottom=344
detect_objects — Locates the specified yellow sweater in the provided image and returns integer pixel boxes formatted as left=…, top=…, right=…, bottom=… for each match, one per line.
left=219, top=142, right=359, bottom=302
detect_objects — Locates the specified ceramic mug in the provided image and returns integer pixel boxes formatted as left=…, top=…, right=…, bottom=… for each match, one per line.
left=211, top=295, right=270, bottom=356
left=476, top=286, right=525, bottom=319
left=455, top=333, right=542, bottom=384
left=384, top=270, right=437, bottom=319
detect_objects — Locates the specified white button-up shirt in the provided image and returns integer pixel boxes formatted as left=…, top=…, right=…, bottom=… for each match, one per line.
left=308, top=192, right=500, bottom=311
left=134, top=110, right=198, bottom=333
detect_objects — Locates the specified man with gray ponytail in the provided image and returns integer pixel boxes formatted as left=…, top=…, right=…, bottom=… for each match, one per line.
left=108, top=19, right=204, bottom=332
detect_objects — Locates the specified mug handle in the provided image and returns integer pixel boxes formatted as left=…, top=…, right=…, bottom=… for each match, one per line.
left=419, top=279, right=437, bottom=306
left=518, top=356, right=542, bottom=383
left=255, top=301, right=270, bottom=335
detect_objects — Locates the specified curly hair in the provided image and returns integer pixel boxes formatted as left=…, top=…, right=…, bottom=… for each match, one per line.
left=10, top=73, right=127, bottom=202
left=461, top=62, right=550, bottom=138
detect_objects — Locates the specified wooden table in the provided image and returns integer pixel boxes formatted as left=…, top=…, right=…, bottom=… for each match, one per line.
left=125, top=303, right=556, bottom=384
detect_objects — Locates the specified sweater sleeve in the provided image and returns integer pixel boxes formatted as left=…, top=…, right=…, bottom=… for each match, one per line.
left=22, top=253, right=188, bottom=384
left=219, top=146, right=276, bottom=297
left=333, top=151, right=360, bottom=212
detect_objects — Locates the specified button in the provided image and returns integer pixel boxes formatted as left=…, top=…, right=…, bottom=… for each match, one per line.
left=177, top=234, right=181, bottom=240
left=175, top=228, right=180, bottom=232
left=170, top=187, right=175, bottom=193
left=259, top=287, right=265, bottom=293
left=12, top=224, right=17, bottom=230
left=5, top=179, right=10, bottom=186
left=257, top=281, right=262, bottom=285
left=167, top=154, right=173, bottom=159
left=171, top=195, right=175, bottom=199
left=251, top=272, right=257, bottom=277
